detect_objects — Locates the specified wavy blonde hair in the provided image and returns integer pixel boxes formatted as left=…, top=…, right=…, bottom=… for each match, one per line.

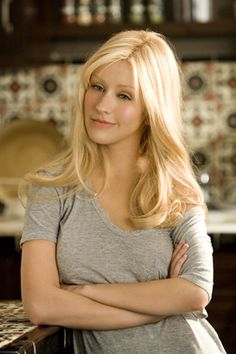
left=25, top=30, right=204, bottom=228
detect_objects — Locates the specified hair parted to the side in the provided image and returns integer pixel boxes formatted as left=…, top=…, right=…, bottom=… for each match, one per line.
left=24, top=30, right=205, bottom=228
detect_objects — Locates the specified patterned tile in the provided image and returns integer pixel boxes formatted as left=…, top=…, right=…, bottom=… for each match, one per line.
left=202, top=137, right=235, bottom=204
left=0, top=104, right=36, bottom=126
left=67, top=64, right=82, bottom=98
left=182, top=101, right=219, bottom=147
left=211, top=137, right=236, bottom=179
left=0, top=61, right=235, bottom=206
left=33, top=103, right=69, bottom=135
left=0, top=301, right=36, bottom=349
left=217, top=102, right=236, bottom=136
left=0, top=69, right=35, bottom=106
left=34, top=65, right=69, bottom=104
left=182, top=61, right=215, bottom=100
left=214, top=62, right=236, bottom=101
left=223, top=179, right=236, bottom=205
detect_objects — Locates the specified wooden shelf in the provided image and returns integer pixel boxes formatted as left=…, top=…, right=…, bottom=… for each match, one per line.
left=28, top=20, right=236, bottom=40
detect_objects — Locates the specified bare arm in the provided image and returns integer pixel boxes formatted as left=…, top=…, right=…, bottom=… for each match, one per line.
left=77, top=278, right=208, bottom=317
left=21, top=240, right=163, bottom=330
left=62, top=240, right=208, bottom=317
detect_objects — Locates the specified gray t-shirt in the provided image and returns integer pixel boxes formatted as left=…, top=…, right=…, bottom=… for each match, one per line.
left=21, top=186, right=226, bottom=354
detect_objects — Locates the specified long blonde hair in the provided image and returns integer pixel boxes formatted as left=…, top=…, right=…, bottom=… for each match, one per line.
left=25, top=30, right=204, bottom=228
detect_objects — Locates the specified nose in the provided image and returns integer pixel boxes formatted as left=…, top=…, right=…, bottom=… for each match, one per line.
left=95, top=92, right=113, bottom=114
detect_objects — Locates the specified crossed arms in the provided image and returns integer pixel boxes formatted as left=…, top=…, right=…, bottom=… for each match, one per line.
left=21, top=239, right=208, bottom=330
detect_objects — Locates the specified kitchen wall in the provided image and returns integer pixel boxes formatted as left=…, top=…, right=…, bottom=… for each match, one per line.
left=0, top=61, right=235, bottom=206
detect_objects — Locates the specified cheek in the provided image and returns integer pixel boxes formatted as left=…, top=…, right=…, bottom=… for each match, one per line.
left=84, top=91, right=94, bottom=114
left=120, top=106, right=144, bottom=125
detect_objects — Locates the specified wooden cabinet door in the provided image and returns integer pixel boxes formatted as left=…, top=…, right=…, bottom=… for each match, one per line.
left=0, top=0, right=25, bottom=67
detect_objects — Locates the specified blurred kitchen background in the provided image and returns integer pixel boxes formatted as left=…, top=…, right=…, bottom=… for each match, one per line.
left=0, top=0, right=235, bottom=353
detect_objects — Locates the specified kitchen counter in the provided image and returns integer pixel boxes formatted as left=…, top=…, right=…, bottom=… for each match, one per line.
left=206, top=209, right=236, bottom=234
left=0, top=301, right=73, bottom=354
left=0, top=215, right=23, bottom=237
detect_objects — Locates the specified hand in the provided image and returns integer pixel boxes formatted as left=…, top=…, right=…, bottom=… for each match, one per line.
left=169, top=240, right=189, bottom=278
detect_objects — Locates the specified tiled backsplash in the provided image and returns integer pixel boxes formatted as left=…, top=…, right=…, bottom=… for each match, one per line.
left=0, top=62, right=235, bottom=206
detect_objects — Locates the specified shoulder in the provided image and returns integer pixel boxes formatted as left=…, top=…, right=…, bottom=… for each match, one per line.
left=170, top=205, right=207, bottom=241
left=180, top=205, right=206, bottom=227
left=184, top=204, right=206, bottom=217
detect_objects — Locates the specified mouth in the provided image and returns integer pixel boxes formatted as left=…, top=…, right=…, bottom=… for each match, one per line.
left=91, top=118, right=116, bottom=127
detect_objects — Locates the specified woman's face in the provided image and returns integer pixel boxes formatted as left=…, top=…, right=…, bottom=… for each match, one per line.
left=84, top=60, right=145, bottom=152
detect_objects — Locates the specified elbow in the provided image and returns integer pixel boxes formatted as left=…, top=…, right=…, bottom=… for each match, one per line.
left=191, top=288, right=209, bottom=312
left=22, top=298, right=52, bottom=326
left=30, top=307, right=47, bottom=326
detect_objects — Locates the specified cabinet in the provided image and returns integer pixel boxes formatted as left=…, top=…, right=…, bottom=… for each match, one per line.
left=0, top=237, right=21, bottom=299
left=0, top=0, right=236, bottom=67
left=0, top=0, right=26, bottom=67
left=27, top=0, right=236, bottom=63
left=207, top=240, right=236, bottom=354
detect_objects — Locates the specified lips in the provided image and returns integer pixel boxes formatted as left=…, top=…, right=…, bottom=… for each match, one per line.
left=91, top=118, right=116, bottom=127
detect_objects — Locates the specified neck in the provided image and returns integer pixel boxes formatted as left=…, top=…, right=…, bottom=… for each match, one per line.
left=105, top=144, right=141, bottom=178
left=91, top=144, right=142, bottom=194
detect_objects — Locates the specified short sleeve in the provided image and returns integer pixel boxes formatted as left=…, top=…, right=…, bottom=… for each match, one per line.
left=171, top=207, right=214, bottom=303
left=20, top=185, right=61, bottom=246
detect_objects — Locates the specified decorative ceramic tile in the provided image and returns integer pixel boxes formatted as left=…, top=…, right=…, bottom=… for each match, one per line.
left=223, top=179, right=236, bottom=205
left=65, top=65, right=83, bottom=132
left=0, top=301, right=36, bottom=349
left=217, top=102, right=236, bottom=136
left=182, top=61, right=215, bottom=100
left=67, top=64, right=82, bottom=98
left=0, top=69, right=35, bottom=105
left=203, top=137, right=235, bottom=204
left=182, top=101, right=219, bottom=147
left=34, top=65, right=69, bottom=104
left=0, top=61, right=235, bottom=207
left=190, top=148, right=212, bottom=171
left=213, top=62, right=236, bottom=101
left=0, top=104, right=36, bottom=126
left=211, top=138, right=236, bottom=179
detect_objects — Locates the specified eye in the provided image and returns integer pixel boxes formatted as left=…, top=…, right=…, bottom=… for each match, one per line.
left=91, top=83, right=104, bottom=92
left=118, top=93, right=131, bottom=101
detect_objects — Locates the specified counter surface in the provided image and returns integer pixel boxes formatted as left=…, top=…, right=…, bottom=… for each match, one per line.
left=0, top=301, right=73, bottom=354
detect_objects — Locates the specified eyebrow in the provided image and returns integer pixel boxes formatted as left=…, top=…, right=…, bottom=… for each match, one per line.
left=91, top=74, right=135, bottom=90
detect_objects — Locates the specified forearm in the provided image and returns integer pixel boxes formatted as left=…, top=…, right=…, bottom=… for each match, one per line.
left=78, top=278, right=209, bottom=316
left=23, top=286, right=163, bottom=330
left=21, top=240, right=164, bottom=330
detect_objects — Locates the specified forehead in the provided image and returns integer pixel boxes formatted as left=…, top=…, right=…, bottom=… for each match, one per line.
left=91, top=61, right=137, bottom=88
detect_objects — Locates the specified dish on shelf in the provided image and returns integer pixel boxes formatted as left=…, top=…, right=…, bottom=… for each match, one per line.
left=0, top=119, right=65, bottom=201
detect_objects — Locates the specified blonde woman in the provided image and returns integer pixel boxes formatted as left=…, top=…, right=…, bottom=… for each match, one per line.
left=20, top=30, right=226, bottom=353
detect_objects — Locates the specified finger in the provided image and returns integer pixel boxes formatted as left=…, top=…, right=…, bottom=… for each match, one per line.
left=171, top=242, right=189, bottom=268
left=171, top=240, right=187, bottom=259
left=171, top=254, right=188, bottom=278
left=170, top=242, right=189, bottom=278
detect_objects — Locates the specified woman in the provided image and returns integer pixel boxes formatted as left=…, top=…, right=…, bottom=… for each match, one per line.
left=20, top=30, right=226, bottom=353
